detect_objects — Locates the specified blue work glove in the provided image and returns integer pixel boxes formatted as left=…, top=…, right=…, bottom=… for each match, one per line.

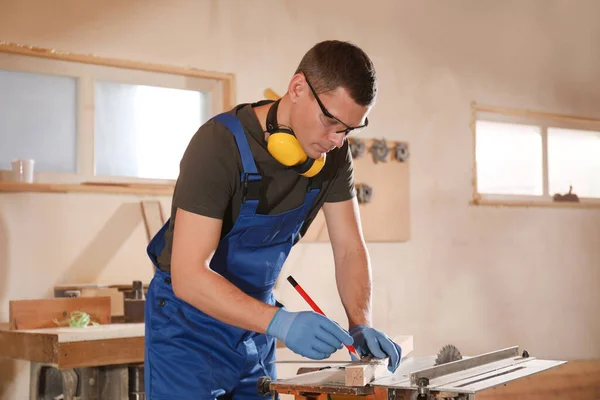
left=349, top=325, right=402, bottom=372
left=267, top=309, right=354, bottom=360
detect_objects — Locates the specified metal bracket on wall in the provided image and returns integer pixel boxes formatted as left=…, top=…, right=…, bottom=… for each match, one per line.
left=356, top=183, right=373, bottom=204
left=394, top=142, right=410, bottom=162
left=349, top=137, right=366, bottom=159
left=370, top=139, right=390, bottom=163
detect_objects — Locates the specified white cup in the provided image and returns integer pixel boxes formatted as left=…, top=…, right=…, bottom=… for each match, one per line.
left=11, top=159, right=35, bottom=183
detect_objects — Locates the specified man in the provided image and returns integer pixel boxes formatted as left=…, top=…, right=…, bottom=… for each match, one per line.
left=144, top=40, right=403, bottom=400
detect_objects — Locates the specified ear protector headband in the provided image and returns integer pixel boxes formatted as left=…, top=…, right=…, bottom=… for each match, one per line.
left=265, top=99, right=325, bottom=178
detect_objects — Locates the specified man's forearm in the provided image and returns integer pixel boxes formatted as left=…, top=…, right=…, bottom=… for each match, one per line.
left=335, top=245, right=373, bottom=328
left=172, top=266, right=279, bottom=334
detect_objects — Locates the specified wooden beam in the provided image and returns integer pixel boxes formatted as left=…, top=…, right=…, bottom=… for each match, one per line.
left=0, top=41, right=234, bottom=83
left=345, top=335, right=414, bottom=387
left=472, top=102, right=600, bottom=126
left=0, top=326, right=57, bottom=364
left=9, top=296, right=111, bottom=329
left=58, top=336, right=145, bottom=369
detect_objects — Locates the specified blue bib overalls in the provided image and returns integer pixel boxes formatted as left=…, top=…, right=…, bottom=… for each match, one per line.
left=144, top=113, right=320, bottom=400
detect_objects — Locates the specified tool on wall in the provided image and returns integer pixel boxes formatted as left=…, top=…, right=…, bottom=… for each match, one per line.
left=369, top=138, right=390, bottom=163
left=349, top=137, right=367, bottom=158
left=393, top=142, right=410, bottom=162
left=356, top=183, right=373, bottom=204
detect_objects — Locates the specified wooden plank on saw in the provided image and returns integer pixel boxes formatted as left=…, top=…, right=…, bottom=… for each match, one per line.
left=345, top=358, right=390, bottom=387
left=345, top=335, right=414, bottom=387
left=9, top=296, right=111, bottom=330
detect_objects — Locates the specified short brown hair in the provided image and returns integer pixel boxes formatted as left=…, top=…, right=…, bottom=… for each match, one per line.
left=295, top=40, right=377, bottom=107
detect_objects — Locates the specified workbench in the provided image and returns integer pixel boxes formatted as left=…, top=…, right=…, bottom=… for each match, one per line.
left=0, top=322, right=145, bottom=399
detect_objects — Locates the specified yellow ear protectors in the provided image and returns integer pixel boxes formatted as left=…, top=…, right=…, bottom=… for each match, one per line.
left=265, top=100, right=325, bottom=178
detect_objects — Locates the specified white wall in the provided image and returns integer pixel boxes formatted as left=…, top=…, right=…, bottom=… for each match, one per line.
left=1, top=0, right=599, bottom=398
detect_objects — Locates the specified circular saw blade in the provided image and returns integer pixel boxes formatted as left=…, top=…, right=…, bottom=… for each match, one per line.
left=435, top=344, right=463, bottom=365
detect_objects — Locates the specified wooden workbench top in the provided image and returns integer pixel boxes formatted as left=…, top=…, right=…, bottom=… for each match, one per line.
left=0, top=322, right=144, bottom=369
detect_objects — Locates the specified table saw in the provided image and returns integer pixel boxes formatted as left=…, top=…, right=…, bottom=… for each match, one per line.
left=259, top=345, right=567, bottom=400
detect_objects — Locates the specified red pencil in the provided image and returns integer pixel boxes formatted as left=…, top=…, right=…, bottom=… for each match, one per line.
left=287, top=275, right=360, bottom=359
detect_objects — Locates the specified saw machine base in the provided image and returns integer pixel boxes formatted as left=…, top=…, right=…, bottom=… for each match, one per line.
left=261, top=346, right=567, bottom=400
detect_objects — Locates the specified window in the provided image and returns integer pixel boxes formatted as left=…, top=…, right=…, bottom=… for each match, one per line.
left=0, top=42, right=233, bottom=186
left=475, top=121, right=543, bottom=196
left=94, top=81, right=210, bottom=180
left=547, top=128, right=600, bottom=198
left=472, top=103, right=600, bottom=208
left=0, top=68, right=78, bottom=173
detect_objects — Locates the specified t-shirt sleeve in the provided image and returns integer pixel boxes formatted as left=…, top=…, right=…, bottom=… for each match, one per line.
left=172, top=119, right=239, bottom=219
left=324, top=140, right=357, bottom=203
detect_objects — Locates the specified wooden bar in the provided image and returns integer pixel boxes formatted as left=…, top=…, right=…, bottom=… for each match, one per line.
left=141, top=200, right=166, bottom=241
left=472, top=102, right=600, bottom=126
left=0, top=41, right=233, bottom=82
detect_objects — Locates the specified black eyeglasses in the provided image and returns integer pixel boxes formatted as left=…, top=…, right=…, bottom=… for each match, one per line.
left=303, top=73, right=369, bottom=135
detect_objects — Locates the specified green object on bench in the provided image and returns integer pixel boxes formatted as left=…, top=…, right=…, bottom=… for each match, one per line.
left=53, top=311, right=100, bottom=328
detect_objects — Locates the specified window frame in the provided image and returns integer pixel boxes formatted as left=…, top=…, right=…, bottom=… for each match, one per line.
left=0, top=41, right=235, bottom=190
left=471, top=102, right=600, bottom=209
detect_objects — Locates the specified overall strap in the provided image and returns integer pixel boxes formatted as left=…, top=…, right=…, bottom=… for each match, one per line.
left=212, top=113, right=261, bottom=207
left=213, top=113, right=260, bottom=177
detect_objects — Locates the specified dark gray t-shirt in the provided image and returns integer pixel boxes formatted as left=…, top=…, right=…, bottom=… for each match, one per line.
left=156, top=101, right=356, bottom=271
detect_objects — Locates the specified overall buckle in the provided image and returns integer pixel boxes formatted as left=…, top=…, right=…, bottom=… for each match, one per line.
left=242, top=172, right=262, bottom=203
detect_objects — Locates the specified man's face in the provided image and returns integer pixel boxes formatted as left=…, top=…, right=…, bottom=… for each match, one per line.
left=289, top=74, right=370, bottom=160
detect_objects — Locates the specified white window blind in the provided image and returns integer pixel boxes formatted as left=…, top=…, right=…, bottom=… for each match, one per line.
left=94, top=81, right=209, bottom=180
left=548, top=128, right=600, bottom=198
left=475, top=120, right=543, bottom=196
left=0, top=68, right=77, bottom=173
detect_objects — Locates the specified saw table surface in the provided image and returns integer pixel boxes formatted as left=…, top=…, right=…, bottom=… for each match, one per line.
left=272, top=360, right=599, bottom=400
left=0, top=322, right=144, bottom=369
left=270, top=347, right=570, bottom=399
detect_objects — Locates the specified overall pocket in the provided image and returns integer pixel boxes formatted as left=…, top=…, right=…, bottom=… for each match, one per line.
left=147, top=276, right=181, bottom=332
left=238, top=222, right=299, bottom=248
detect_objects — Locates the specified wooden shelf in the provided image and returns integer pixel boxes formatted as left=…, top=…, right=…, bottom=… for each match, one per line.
left=471, top=198, right=600, bottom=210
left=0, top=181, right=174, bottom=195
